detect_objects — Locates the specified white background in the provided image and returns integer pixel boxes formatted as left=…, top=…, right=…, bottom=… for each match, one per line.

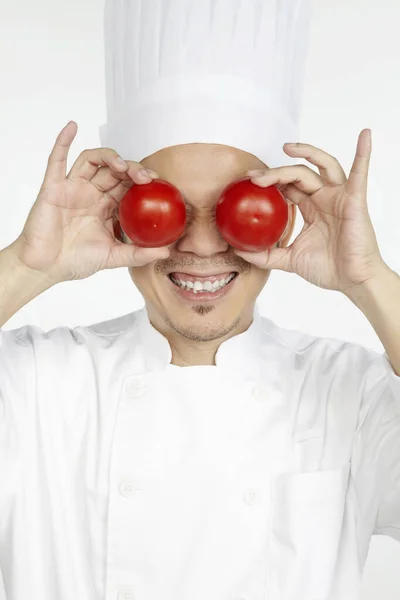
left=0, top=0, right=399, bottom=597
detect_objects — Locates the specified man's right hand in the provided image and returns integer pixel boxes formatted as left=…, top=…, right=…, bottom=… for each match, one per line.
left=12, top=121, right=170, bottom=284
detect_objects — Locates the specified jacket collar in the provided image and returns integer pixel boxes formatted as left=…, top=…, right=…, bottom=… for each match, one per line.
left=135, top=302, right=265, bottom=372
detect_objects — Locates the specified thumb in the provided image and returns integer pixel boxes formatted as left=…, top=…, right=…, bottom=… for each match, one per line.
left=234, top=245, right=293, bottom=273
left=108, top=242, right=170, bottom=269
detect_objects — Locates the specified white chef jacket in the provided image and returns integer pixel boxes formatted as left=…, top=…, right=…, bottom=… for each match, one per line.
left=1, top=303, right=400, bottom=600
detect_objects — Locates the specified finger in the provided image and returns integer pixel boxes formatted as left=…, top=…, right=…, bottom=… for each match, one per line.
left=346, top=129, right=372, bottom=198
left=279, top=183, right=309, bottom=206
left=125, top=162, right=159, bottom=181
left=91, top=166, right=159, bottom=210
left=245, top=173, right=316, bottom=226
left=44, top=121, right=78, bottom=184
left=234, top=245, right=292, bottom=273
left=90, top=162, right=158, bottom=196
left=107, top=241, right=170, bottom=269
left=278, top=183, right=318, bottom=224
left=283, top=141, right=347, bottom=186
left=246, top=165, right=323, bottom=196
left=68, top=147, right=130, bottom=182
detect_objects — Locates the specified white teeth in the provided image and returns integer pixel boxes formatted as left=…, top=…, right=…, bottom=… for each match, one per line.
left=171, top=273, right=236, bottom=293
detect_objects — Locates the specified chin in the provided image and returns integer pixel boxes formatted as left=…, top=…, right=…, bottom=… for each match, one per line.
left=163, top=308, right=242, bottom=343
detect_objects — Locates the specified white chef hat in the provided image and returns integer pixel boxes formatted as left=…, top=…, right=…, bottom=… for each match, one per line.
left=99, top=0, right=311, bottom=169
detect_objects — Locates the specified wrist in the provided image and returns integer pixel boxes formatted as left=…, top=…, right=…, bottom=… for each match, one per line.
left=8, top=237, right=58, bottom=287
left=3, top=238, right=57, bottom=300
left=0, top=240, right=55, bottom=327
left=343, top=264, right=399, bottom=331
left=343, top=263, right=394, bottom=307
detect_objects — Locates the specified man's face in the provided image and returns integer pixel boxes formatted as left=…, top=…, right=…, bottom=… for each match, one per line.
left=126, top=143, right=295, bottom=345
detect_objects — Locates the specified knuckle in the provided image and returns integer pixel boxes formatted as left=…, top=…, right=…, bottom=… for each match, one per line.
left=131, top=161, right=144, bottom=170
left=82, top=147, right=110, bottom=156
left=80, top=148, right=95, bottom=158
left=107, top=148, right=126, bottom=160
left=106, top=148, right=121, bottom=157
left=121, top=179, right=133, bottom=189
left=48, top=151, right=65, bottom=164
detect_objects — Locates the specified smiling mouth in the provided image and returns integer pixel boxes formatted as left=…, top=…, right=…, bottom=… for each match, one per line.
left=168, top=271, right=239, bottom=294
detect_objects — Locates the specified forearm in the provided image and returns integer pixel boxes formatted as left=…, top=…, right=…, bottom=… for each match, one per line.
left=0, top=240, right=55, bottom=328
left=345, top=264, right=400, bottom=377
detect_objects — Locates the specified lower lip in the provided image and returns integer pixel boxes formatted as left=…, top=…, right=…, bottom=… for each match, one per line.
left=167, top=274, right=238, bottom=302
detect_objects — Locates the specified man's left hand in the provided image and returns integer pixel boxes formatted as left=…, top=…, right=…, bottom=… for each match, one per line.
left=234, top=129, right=388, bottom=296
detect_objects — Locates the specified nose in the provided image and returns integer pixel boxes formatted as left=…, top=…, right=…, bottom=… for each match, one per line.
left=175, top=214, right=229, bottom=257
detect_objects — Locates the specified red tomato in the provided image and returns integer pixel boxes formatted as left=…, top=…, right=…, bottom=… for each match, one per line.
left=215, top=177, right=288, bottom=252
left=119, top=179, right=187, bottom=248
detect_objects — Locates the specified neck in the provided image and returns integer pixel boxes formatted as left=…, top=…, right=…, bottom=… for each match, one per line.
left=146, top=304, right=255, bottom=367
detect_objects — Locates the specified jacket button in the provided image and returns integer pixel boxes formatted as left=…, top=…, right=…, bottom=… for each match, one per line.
left=125, top=377, right=146, bottom=398
left=117, top=589, right=135, bottom=600
left=243, top=488, right=263, bottom=506
left=118, top=479, right=141, bottom=498
left=252, top=384, right=268, bottom=401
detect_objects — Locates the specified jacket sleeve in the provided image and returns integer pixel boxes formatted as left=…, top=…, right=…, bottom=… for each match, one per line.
left=352, top=351, right=400, bottom=543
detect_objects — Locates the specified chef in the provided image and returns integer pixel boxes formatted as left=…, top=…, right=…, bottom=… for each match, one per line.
left=1, top=0, right=400, bottom=599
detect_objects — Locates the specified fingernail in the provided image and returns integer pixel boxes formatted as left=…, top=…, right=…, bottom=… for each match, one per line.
left=139, top=168, right=153, bottom=178
left=284, top=143, right=297, bottom=148
left=117, top=156, right=128, bottom=165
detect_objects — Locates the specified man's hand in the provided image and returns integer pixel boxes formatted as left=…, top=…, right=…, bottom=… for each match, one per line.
left=234, top=129, right=388, bottom=296
left=14, top=121, right=170, bottom=284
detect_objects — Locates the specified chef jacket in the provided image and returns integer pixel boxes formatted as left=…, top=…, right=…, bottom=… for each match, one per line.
left=1, top=302, right=400, bottom=600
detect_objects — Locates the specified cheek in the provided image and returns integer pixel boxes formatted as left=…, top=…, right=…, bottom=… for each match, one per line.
left=129, top=265, right=154, bottom=293
left=251, top=267, right=270, bottom=289
left=235, top=267, right=269, bottom=297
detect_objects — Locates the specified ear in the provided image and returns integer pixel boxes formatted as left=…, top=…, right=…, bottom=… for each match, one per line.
left=279, top=203, right=297, bottom=248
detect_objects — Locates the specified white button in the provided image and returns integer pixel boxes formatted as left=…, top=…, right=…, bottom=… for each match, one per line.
left=252, top=384, right=268, bottom=401
left=117, top=588, right=135, bottom=600
left=118, top=479, right=141, bottom=498
left=243, top=488, right=263, bottom=506
left=125, top=377, right=146, bottom=398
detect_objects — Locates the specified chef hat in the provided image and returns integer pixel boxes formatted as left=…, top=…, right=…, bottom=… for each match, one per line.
left=99, top=0, right=311, bottom=169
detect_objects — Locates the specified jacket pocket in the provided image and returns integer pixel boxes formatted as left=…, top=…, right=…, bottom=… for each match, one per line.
left=266, top=462, right=351, bottom=600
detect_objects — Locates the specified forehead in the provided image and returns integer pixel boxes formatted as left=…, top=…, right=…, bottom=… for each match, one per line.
left=141, top=143, right=267, bottom=207
left=143, top=143, right=265, bottom=172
